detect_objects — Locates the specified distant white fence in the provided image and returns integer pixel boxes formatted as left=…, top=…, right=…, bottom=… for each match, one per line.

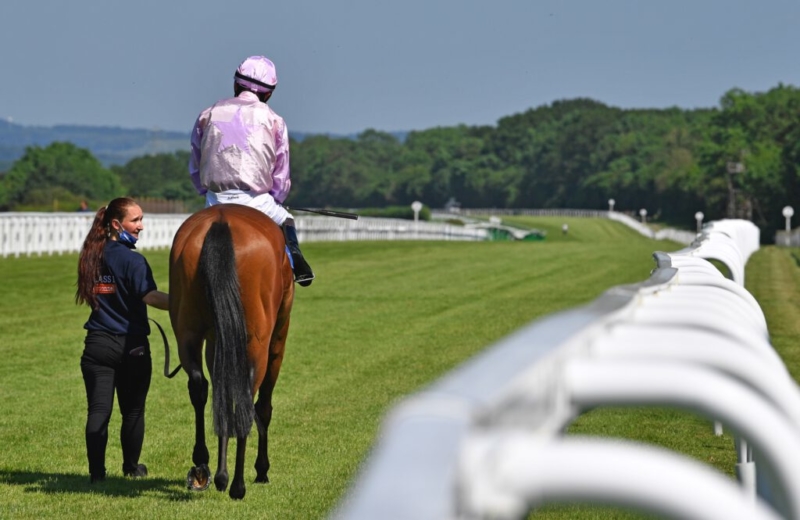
left=0, top=213, right=488, bottom=258
left=0, top=208, right=738, bottom=258
left=450, top=208, right=699, bottom=245
left=0, top=212, right=187, bottom=258
left=459, top=208, right=611, bottom=219
left=775, top=229, right=800, bottom=247
left=299, top=216, right=488, bottom=243
left=331, top=219, right=800, bottom=520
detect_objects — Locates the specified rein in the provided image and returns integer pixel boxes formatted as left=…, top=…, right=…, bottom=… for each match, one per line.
left=150, top=318, right=182, bottom=378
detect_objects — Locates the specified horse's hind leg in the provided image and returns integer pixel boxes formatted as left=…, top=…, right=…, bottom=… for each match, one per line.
left=254, top=296, right=291, bottom=484
left=229, top=436, right=248, bottom=500
left=253, top=389, right=273, bottom=483
left=183, top=336, right=211, bottom=490
left=188, top=369, right=210, bottom=467
left=214, top=435, right=229, bottom=492
left=254, top=347, right=286, bottom=483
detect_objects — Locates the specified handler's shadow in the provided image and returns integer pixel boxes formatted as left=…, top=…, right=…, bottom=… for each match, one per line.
left=0, top=470, right=195, bottom=500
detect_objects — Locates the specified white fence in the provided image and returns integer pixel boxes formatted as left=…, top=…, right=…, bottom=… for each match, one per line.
left=449, top=208, right=699, bottom=245
left=775, top=229, right=800, bottom=247
left=299, top=216, right=488, bottom=243
left=0, top=213, right=488, bottom=258
left=330, top=219, right=800, bottom=520
left=0, top=209, right=704, bottom=258
left=0, top=213, right=190, bottom=258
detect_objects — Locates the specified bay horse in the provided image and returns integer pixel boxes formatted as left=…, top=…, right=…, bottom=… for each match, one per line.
left=169, top=203, right=294, bottom=499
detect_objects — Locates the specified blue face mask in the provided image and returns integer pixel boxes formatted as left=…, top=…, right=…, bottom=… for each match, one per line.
left=118, top=229, right=138, bottom=246
left=114, top=220, right=138, bottom=247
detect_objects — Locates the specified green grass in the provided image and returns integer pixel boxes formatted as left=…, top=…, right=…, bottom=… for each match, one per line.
left=0, top=218, right=794, bottom=519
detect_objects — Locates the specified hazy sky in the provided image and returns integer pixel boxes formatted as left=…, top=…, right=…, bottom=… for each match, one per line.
left=1, top=1, right=798, bottom=135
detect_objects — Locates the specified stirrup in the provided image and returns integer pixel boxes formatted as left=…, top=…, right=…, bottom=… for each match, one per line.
left=295, top=272, right=314, bottom=287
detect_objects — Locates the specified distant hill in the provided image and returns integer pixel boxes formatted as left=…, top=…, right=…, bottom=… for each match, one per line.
left=0, top=119, right=190, bottom=170
left=0, top=120, right=407, bottom=171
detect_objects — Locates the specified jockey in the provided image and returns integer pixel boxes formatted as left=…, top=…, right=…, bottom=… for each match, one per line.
left=189, top=55, right=314, bottom=286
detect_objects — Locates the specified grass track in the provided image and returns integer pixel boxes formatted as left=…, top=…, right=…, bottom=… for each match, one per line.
left=0, top=217, right=794, bottom=519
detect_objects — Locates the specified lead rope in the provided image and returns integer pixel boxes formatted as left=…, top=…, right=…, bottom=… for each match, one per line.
left=149, top=318, right=182, bottom=378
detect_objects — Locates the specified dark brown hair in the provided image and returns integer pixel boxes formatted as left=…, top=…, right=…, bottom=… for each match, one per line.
left=75, top=197, right=138, bottom=309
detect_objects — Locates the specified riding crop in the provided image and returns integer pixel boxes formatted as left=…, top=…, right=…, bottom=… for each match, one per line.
left=285, top=206, right=359, bottom=220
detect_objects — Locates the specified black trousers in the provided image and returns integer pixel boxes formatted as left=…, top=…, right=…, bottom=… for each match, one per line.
left=80, top=331, right=152, bottom=478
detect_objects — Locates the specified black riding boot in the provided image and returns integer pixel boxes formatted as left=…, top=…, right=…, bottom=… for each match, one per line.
left=282, top=219, right=314, bottom=287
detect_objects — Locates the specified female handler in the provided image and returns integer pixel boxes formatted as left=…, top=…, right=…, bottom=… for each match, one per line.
left=75, top=197, right=169, bottom=483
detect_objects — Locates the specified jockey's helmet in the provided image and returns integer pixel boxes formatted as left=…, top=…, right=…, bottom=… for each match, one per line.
left=234, top=56, right=277, bottom=94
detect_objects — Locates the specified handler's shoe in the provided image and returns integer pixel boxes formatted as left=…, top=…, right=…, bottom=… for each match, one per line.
left=124, top=464, right=148, bottom=478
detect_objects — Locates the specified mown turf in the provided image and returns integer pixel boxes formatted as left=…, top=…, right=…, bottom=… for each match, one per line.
left=0, top=217, right=788, bottom=519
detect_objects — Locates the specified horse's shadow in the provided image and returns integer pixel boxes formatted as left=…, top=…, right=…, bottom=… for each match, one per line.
left=0, top=469, right=194, bottom=501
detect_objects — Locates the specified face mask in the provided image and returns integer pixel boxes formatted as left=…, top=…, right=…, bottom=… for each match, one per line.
left=118, top=229, right=138, bottom=247
left=113, top=220, right=138, bottom=247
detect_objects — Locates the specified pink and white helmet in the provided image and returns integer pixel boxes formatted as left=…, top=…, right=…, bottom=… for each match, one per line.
left=234, top=55, right=277, bottom=93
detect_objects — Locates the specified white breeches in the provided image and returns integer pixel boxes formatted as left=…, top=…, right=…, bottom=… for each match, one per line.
left=205, top=189, right=292, bottom=225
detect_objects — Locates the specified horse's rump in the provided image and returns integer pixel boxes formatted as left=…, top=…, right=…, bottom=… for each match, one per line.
left=169, top=204, right=294, bottom=438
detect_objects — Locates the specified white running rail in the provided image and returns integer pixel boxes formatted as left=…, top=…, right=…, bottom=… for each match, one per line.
left=330, top=219, right=800, bottom=520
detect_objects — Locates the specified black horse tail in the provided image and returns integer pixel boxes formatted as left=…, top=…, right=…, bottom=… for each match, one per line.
left=198, top=220, right=254, bottom=438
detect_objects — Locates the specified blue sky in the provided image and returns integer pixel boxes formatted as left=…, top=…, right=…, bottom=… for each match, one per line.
left=1, top=1, right=798, bottom=135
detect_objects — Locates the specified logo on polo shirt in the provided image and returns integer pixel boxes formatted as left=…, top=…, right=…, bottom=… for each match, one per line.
left=94, top=275, right=117, bottom=294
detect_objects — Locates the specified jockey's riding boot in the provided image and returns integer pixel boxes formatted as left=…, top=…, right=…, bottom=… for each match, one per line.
left=282, top=219, right=314, bottom=287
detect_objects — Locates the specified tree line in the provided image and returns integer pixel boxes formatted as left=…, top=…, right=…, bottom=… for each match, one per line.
left=1, top=84, right=798, bottom=239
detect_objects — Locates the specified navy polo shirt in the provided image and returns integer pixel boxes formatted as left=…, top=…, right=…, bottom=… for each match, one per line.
left=84, top=241, right=158, bottom=336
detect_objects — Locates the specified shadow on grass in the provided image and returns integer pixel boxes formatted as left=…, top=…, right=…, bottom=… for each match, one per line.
left=0, top=469, right=195, bottom=501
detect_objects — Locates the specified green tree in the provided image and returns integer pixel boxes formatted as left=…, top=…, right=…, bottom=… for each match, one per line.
left=584, top=108, right=709, bottom=225
left=402, top=125, right=509, bottom=207
left=290, top=130, right=405, bottom=208
left=493, top=99, right=620, bottom=209
left=111, top=150, right=198, bottom=202
left=0, top=142, right=121, bottom=210
left=699, top=85, right=800, bottom=229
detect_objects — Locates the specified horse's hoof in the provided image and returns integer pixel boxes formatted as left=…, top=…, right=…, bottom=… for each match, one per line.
left=254, top=474, right=269, bottom=484
left=214, top=473, right=229, bottom=492
left=186, top=464, right=211, bottom=491
left=229, top=485, right=246, bottom=500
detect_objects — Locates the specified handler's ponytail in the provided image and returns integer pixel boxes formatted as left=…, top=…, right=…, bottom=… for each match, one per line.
left=75, top=198, right=137, bottom=309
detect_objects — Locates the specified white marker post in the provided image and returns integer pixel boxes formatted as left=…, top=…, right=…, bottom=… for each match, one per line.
left=783, top=206, right=794, bottom=246
left=411, top=201, right=423, bottom=223
left=695, top=211, right=704, bottom=233
left=412, top=201, right=423, bottom=239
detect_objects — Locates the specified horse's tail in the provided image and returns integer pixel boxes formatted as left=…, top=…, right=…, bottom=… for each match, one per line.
left=198, top=220, right=254, bottom=438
